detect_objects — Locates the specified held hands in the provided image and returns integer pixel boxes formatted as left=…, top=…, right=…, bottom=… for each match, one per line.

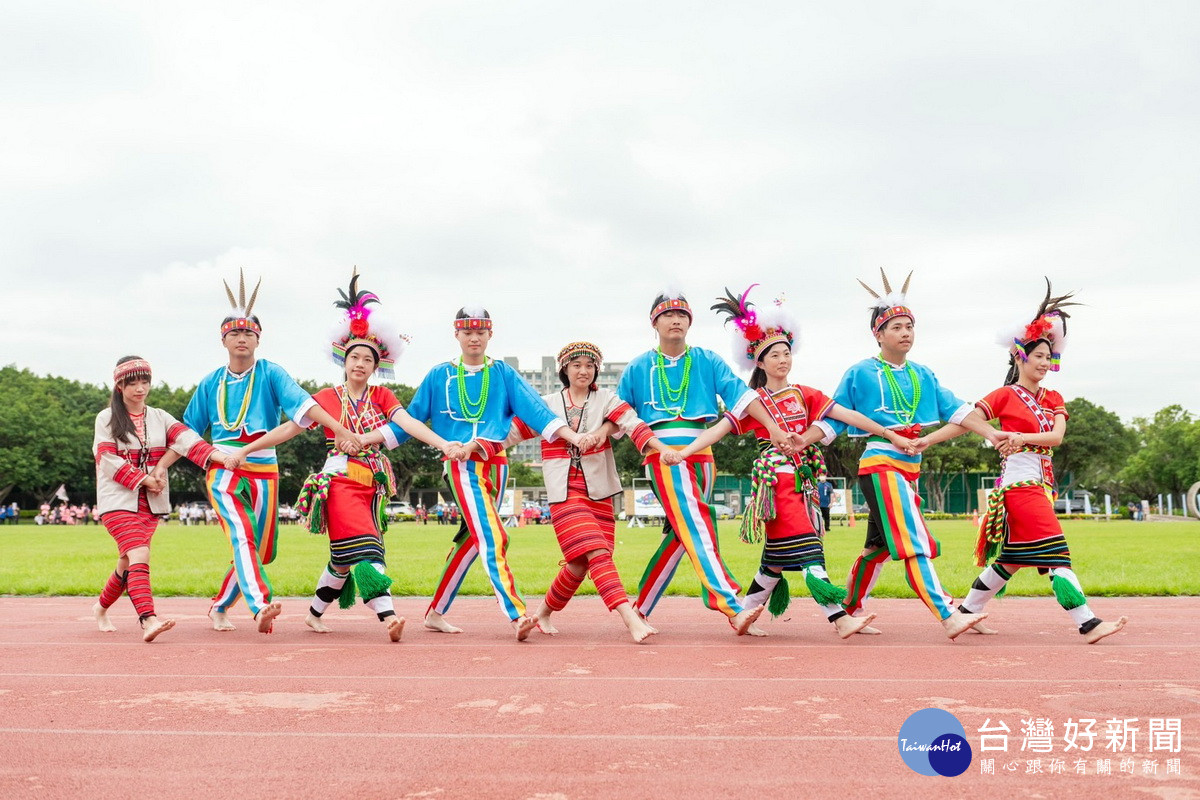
left=223, top=452, right=245, bottom=472
left=442, top=441, right=470, bottom=461
left=995, top=431, right=1021, bottom=456
left=884, top=430, right=918, bottom=455
left=141, top=474, right=165, bottom=494
left=335, top=430, right=364, bottom=455
left=769, top=428, right=798, bottom=456
left=575, top=432, right=602, bottom=453
left=659, top=449, right=685, bottom=466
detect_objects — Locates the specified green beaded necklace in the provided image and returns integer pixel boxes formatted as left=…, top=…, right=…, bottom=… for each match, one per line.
left=217, top=367, right=256, bottom=432
left=655, top=347, right=692, bottom=416
left=877, top=356, right=920, bottom=425
left=456, top=357, right=491, bottom=423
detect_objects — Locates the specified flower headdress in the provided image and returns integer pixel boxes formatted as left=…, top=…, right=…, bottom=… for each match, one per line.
left=328, top=268, right=406, bottom=379
left=997, top=277, right=1079, bottom=374
left=857, top=268, right=914, bottom=334
left=711, top=283, right=797, bottom=370
left=650, top=285, right=692, bottom=324
left=220, top=268, right=263, bottom=336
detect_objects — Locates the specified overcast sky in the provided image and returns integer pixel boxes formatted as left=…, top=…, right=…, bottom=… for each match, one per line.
left=2, top=1, right=1197, bottom=423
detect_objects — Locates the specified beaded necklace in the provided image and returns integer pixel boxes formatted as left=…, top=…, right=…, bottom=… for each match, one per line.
left=217, top=366, right=256, bottom=431
left=655, top=347, right=692, bottom=416
left=876, top=356, right=920, bottom=425
left=455, top=357, right=491, bottom=423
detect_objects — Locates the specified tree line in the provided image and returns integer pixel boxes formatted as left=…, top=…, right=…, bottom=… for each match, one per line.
left=1, top=365, right=1195, bottom=511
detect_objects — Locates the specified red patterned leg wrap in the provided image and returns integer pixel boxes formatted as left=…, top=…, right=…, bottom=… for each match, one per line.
left=545, top=566, right=586, bottom=612
left=99, top=570, right=127, bottom=609
left=125, top=564, right=155, bottom=621
left=586, top=550, right=628, bottom=611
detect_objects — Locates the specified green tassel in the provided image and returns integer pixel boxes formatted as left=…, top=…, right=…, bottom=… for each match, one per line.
left=804, top=568, right=848, bottom=606
left=767, top=575, right=791, bottom=617
left=1051, top=572, right=1086, bottom=610
left=354, top=561, right=394, bottom=601
left=338, top=571, right=357, bottom=609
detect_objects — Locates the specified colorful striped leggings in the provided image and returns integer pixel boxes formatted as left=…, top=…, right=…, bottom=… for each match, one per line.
left=428, top=459, right=526, bottom=621
left=843, top=471, right=954, bottom=620
left=633, top=457, right=744, bottom=618
left=206, top=468, right=279, bottom=616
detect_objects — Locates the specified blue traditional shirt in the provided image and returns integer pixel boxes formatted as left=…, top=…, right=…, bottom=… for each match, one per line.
left=392, top=357, right=564, bottom=452
left=183, top=359, right=316, bottom=468
left=617, top=347, right=755, bottom=452
left=826, top=356, right=972, bottom=479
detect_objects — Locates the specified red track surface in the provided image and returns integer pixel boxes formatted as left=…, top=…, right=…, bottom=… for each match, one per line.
left=1, top=595, right=1197, bottom=799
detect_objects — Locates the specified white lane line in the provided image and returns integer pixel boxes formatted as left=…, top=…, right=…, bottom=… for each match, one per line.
left=0, top=641, right=1191, bottom=650
left=1, top=672, right=1193, bottom=683
left=0, top=726, right=889, bottom=743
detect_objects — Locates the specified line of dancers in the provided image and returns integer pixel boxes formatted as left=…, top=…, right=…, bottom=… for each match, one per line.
left=91, top=269, right=1127, bottom=645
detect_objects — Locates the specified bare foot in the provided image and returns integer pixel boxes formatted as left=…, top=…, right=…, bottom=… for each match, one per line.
left=534, top=602, right=558, bottom=635
left=731, top=604, right=765, bottom=636
left=93, top=602, right=116, bottom=632
left=209, top=609, right=236, bottom=631
left=513, top=614, right=537, bottom=641
left=305, top=613, right=331, bottom=633
left=856, top=624, right=883, bottom=635
left=626, top=617, right=657, bottom=644
left=942, top=609, right=988, bottom=640
left=1085, top=615, right=1128, bottom=644
left=635, top=610, right=659, bottom=635
left=970, top=620, right=1000, bottom=635
left=834, top=612, right=878, bottom=639
left=255, top=602, right=282, bottom=634
left=423, top=610, right=463, bottom=634
left=745, top=622, right=769, bottom=637
left=386, top=616, right=405, bottom=642
left=141, top=616, right=175, bottom=642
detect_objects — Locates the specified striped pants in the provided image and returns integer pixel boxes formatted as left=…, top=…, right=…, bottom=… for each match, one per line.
left=634, top=458, right=744, bottom=618
left=843, top=471, right=954, bottom=620
left=428, top=459, right=525, bottom=621
left=207, top=468, right=279, bottom=616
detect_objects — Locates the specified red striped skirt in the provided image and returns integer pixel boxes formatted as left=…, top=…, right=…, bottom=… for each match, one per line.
left=326, top=475, right=384, bottom=542
left=101, top=491, right=158, bottom=554
left=549, top=467, right=616, bottom=562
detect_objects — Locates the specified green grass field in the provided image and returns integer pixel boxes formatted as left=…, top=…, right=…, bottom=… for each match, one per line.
left=1, top=519, right=1196, bottom=599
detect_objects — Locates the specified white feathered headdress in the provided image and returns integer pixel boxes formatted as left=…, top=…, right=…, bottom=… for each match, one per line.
left=711, top=284, right=798, bottom=370
left=328, top=268, right=407, bottom=379
left=996, top=277, right=1079, bottom=373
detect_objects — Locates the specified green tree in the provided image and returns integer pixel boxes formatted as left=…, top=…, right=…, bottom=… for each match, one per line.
left=1053, top=397, right=1136, bottom=494
left=1120, top=405, right=1200, bottom=497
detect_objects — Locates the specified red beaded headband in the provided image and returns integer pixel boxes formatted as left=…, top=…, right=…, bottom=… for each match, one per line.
left=221, top=317, right=262, bottom=336
left=872, top=305, right=914, bottom=333
left=650, top=297, right=692, bottom=323
left=113, top=358, right=152, bottom=385
left=454, top=317, right=492, bottom=331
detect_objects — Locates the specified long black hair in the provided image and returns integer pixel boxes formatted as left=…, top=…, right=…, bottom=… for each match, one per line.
left=108, top=355, right=147, bottom=443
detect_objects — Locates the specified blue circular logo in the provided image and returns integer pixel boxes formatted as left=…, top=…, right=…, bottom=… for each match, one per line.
left=897, top=708, right=972, bottom=777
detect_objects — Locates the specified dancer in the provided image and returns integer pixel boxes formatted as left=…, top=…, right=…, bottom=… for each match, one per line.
left=230, top=271, right=456, bottom=641
left=673, top=285, right=915, bottom=637
left=494, top=342, right=671, bottom=643
left=922, top=280, right=1127, bottom=643
left=388, top=306, right=588, bottom=639
left=618, top=288, right=794, bottom=635
left=93, top=356, right=227, bottom=641
left=828, top=270, right=1004, bottom=639
left=184, top=270, right=362, bottom=634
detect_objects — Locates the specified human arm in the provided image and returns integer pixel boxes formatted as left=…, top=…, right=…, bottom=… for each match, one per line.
left=825, top=403, right=915, bottom=454
left=671, top=417, right=734, bottom=462
left=223, top=421, right=306, bottom=471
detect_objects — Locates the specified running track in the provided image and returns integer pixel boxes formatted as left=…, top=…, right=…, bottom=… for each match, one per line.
left=1, top=596, right=1196, bottom=799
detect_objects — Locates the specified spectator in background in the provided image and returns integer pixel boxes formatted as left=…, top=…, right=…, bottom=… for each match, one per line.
left=817, top=477, right=834, bottom=532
